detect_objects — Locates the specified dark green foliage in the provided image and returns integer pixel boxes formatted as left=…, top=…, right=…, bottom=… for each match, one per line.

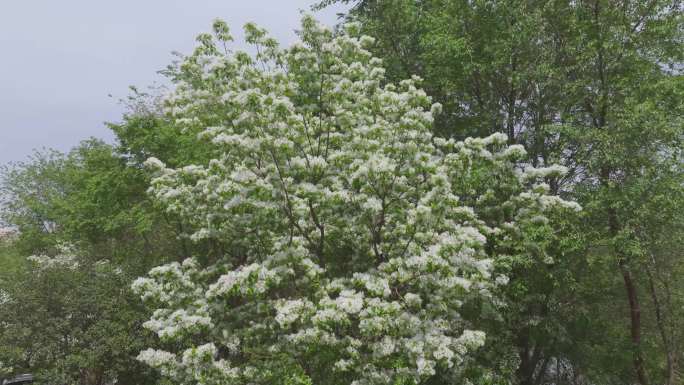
left=0, top=256, right=159, bottom=385
left=0, top=86, right=219, bottom=384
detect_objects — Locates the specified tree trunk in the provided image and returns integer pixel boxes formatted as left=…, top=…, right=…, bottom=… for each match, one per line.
left=646, top=261, right=678, bottom=385
left=618, top=260, right=649, bottom=385
left=604, top=165, right=650, bottom=385
left=516, top=335, right=542, bottom=385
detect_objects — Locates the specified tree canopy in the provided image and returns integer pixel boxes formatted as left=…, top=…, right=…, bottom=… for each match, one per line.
left=0, top=2, right=682, bottom=385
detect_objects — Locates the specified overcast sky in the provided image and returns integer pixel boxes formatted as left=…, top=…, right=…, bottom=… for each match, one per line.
left=0, top=1, right=349, bottom=165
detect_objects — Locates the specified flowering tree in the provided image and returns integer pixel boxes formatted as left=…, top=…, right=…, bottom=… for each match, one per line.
left=132, top=16, right=579, bottom=385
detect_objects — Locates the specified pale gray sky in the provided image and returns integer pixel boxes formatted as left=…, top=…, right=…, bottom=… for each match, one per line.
left=0, top=0, right=349, bottom=165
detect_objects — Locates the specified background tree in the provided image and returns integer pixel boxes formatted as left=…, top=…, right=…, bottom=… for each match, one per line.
left=0, top=104, right=197, bottom=385
left=0, top=247, right=160, bottom=385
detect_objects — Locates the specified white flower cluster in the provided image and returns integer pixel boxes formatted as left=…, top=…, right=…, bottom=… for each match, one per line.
left=206, top=263, right=279, bottom=298
left=133, top=15, right=581, bottom=385
left=137, top=349, right=177, bottom=376
left=275, top=298, right=314, bottom=328
left=142, top=308, right=212, bottom=340
left=521, top=164, right=569, bottom=181
left=27, top=253, right=79, bottom=270
left=27, top=244, right=80, bottom=271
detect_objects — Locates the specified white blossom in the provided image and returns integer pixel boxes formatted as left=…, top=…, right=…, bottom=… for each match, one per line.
left=133, top=14, right=580, bottom=385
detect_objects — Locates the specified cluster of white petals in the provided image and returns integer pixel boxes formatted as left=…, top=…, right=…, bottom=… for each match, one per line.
left=27, top=243, right=80, bottom=271
left=133, top=16, right=580, bottom=385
